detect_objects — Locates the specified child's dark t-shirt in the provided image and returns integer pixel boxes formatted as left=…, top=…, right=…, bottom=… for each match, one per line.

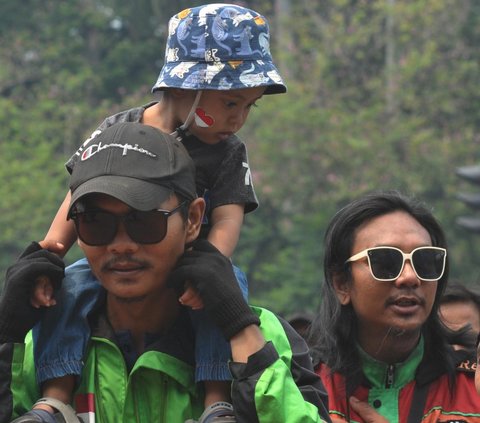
left=66, top=102, right=258, bottom=236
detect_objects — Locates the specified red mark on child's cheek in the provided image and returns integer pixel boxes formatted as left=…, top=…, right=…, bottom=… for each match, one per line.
left=194, top=108, right=215, bottom=128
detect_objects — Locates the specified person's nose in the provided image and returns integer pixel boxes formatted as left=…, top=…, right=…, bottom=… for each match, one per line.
left=394, top=259, right=420, bottom=288
left=229, top=110, right=248, bottom=131
left=107, top=221, right=139, bottom=254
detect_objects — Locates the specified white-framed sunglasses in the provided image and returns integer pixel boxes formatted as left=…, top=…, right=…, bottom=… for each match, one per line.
left=346, top=246, right=447, bottom=282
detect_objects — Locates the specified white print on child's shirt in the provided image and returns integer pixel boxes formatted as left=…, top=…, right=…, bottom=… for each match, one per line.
left=243, top=162, right=252, bottom=186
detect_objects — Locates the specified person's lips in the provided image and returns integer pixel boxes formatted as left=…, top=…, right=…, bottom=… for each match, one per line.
left=387, top=295, right=424, bottom=314
left=102, top=257, right=149, bottom=274
left=109, top=262, right=144, bottom=273
left=218, top=132, right=234, bottom=141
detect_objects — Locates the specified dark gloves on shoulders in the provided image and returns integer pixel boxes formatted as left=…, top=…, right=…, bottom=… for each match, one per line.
left=0, top=242, right=65, bottom=342
left=168, top=239, right=260, bottom=340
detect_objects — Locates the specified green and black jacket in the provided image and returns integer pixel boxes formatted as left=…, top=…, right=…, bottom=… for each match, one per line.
left=0, top=307, right=330, bottom=423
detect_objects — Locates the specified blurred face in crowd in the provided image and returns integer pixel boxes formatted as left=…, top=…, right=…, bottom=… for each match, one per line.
left=439, top=300, right=480, bottom=335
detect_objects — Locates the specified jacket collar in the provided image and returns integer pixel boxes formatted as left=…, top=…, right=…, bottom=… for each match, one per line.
left=359, top=336, right=424, bottom=389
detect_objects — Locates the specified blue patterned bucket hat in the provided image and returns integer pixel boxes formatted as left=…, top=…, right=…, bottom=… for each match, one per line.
left=152, top=3, right=286, bottom=95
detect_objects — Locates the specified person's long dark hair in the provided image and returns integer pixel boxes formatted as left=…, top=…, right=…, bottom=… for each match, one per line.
left=308, top=191, right=454, bottom=396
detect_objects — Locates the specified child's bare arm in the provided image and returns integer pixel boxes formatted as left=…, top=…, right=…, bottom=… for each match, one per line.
left=207, top=204, right=244, bottom=258
left=179, top=204, right=244, bottom=309
left=42, top=191, right=77, bottom=258
left=30, top=192, right=76, bottom=308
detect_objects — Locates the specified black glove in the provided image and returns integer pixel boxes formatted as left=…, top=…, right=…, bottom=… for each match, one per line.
left=0, top=242, right=65, bottom=342
left=168, top=239, right=260, bottom=340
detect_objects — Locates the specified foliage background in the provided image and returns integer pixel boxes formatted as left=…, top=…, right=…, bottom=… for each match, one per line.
left=1, top=0, right=480, bottom=316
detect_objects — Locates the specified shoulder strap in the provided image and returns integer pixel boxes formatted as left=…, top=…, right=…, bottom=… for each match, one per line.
left=34, top=397, right=82, bottom=423
left=407, top=382, right=429, bottom=423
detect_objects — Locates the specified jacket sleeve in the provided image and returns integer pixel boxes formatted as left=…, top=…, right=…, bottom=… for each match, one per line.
left=229, top=309, right=331, bottom=423
left=0, top=343, right=16, bottom=422
left=0, top=335, right=40, bottom=422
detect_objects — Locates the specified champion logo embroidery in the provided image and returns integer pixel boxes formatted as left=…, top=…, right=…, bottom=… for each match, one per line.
left=82, top=129, right=102, bottom=147
left=74, top=129, right=102, bottom=158
left=81, top=142, right=157, bottom=161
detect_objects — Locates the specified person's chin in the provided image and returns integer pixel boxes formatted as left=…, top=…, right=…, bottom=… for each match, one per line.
left=387, top=316, right=425, bottom=336
left=217, top=132, right=233, bottom=141
left=104, top=276, right=148, bottom=301
left=112, top=293, right=148, bottom=304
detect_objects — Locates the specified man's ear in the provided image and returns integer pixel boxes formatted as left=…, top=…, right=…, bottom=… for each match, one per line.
left=185, top=198, right=205, bottom=243
left=332, top=274, right=351, bottom=305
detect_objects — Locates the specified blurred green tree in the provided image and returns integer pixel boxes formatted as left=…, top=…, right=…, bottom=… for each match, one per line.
left=1, top=0, right=480, bottom=316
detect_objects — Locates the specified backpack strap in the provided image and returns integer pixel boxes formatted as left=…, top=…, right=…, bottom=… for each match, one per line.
left=34, top=398, right=83, bottom=423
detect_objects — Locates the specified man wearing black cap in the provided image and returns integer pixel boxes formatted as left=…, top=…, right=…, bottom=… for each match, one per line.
left=0, top=122, right=330, bottom=422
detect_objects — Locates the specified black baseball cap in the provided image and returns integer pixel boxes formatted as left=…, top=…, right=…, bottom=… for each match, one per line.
left=68, top=122, right=196, bottom=213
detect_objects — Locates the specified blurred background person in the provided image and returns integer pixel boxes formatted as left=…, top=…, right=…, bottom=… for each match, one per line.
left=287, top=311, right=314, bottom=341
left=439, top=282, right=480, bottom=336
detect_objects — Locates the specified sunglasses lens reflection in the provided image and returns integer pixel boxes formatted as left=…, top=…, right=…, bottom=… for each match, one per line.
left=368, top=248, right=445, bottom=281
left=75, top=210, right=168, bottom=246
left=369, top=249, right=403, bottom=280
left=125, top=210, right=168, bottom=244
left=77, top=211, right=117, bottom=246
left=412, top=248, right=445, bottom=280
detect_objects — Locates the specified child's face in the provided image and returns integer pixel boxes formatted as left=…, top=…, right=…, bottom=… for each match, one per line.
left=187, top=87, right=265, bottom=144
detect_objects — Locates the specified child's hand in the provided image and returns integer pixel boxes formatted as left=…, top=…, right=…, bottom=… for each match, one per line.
left=0, top=242, right=65, bottom=343
left=348, top=397, right=389, bottom=423
left=38, top=239, right=66, bottom=256
left=31, top=275, right=56, bottom=308
left=169, top=240, right=259, bottom=340
left=30, top=240, right=65, bottom=308
left=179, top=282, right=204, bottom=310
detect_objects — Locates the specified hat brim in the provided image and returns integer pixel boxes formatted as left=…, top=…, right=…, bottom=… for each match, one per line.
left=152, top=60, right=286, bottom=95
left=69, top=175, right=173, bottom=214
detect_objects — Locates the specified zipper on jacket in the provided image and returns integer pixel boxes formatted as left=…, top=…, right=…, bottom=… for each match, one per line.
left=385, top=364, right=395, bottom=388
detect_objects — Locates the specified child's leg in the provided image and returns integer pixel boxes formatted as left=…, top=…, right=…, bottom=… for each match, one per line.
left=34, top=375, right=75, bottom=413
left=192, top=264, right=248, bottom=408
left=192, top=310, right=232, bottom=400
left=203, top=381, right=232, bottom=407
left=31, top=258, right=104, bottom=411
left=232, top=265, right=248, bottom=300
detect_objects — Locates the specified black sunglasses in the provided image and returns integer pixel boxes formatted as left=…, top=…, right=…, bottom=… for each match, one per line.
left=69, top=202, right=186, bottom=246
left=346, top=246, right=447, bottom=282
